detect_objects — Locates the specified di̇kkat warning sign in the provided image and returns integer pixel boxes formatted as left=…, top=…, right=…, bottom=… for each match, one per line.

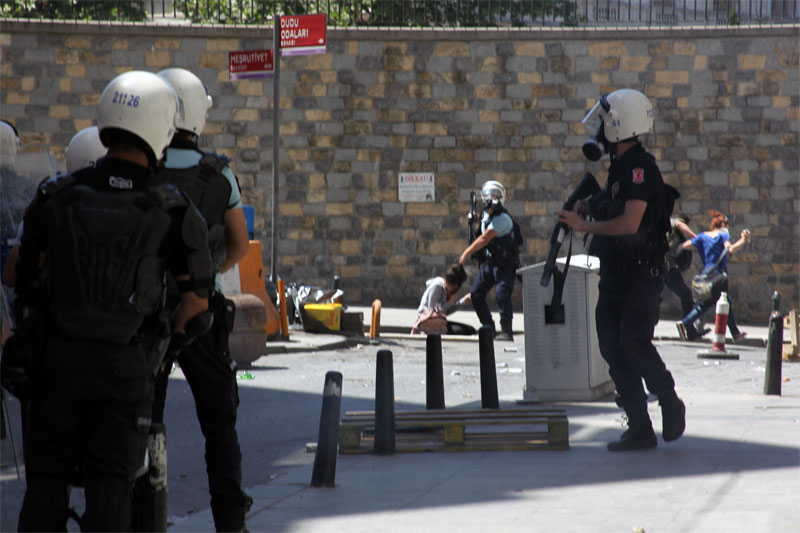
left=398, top=173, right=435, bottom=202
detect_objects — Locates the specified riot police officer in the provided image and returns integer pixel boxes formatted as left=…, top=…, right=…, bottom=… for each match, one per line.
left=556, top=89, right=685, bottom=451
left=12, top=71, right=213, bottom=530
left=65, top=125, right=107, bottom=174
left=458, top=180, right=520, bottom=341
left=150, top=67, right=251, bottom=532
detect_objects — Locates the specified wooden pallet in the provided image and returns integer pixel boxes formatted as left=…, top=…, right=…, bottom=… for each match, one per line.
left=783, top=309, right=799, bottom=362
left=339, top=408, right=569, bottom=453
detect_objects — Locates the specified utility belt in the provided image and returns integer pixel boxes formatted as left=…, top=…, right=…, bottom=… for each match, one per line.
left=599, top=256, right=666, bottom=280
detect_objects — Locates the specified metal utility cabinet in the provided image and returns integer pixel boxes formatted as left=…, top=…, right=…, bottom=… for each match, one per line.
left=517, top=254, right=614, bottom=401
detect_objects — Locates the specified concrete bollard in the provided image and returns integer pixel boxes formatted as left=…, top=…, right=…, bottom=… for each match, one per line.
left=311, top=371, right=343, bottom=487
left=764, top=291, right=784, bottom=395
left=426, top=333, right=445, bottom=410
left=227, top=293, right=268, bottom=367
left=478, top=325, right=499, bottom=409
left=374, top=350, right=396, bottom=455
left=697, top=292, right=739, bottom=360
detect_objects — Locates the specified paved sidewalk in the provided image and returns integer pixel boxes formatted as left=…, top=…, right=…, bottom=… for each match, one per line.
left=3, top=306, right=795, bottom=533
left=167, top=307, right=798, bottom=533
left=265, top=305, right=773, bottom=354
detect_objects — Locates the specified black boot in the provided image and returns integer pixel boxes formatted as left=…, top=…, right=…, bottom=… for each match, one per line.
left=607, top=423, right=657, bottom=452
left=211, top=491, right=253, bottom=533
left=495, top=321, right=513, bottom=341
left=660, top=395, right=686, bottom=442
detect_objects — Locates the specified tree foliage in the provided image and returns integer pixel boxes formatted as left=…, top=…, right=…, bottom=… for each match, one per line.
left=2, top=0, right=580, bottom=26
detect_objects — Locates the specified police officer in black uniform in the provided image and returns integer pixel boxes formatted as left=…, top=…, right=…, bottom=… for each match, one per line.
left=556, top=89, right=685, bottom=451
left=149, top=67, right=252, bottom=532
left=11, top=71, right=213, bottom=530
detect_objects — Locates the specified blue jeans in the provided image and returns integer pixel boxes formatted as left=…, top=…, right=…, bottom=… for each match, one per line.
left=680, top=278, right=740, bottom=337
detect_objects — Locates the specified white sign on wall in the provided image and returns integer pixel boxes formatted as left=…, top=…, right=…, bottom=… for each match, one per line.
left=398, top=172, right=435, bottom=202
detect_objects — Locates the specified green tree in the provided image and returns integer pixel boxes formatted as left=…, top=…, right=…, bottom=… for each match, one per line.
left=2, top=0, right=146, bottom=21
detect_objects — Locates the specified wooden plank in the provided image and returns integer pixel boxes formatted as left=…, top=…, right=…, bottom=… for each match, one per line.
left=783, top=309, right=799, bottom=361
left=338, top=408, right=569, bottom=454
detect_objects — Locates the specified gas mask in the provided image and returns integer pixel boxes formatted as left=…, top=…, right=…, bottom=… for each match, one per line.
left=581, top=94, right=613, bottom=161
left=582, top=121, right=612, bottom=162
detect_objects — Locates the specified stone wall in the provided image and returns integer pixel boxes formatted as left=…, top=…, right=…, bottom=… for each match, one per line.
left=1, top=21, right=798, bottom=322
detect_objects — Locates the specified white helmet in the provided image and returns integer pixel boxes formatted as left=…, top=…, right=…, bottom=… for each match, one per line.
left=481, top=180, right=506, bottom=206
left=582, top=88, right=654, bottom=142
left=66, top=126, right=107, bottom=174
left=157, top=68, right=212, bottom=136
left=1, top=120, right=20, bottom=159
left=97, top=71, right=180, bottom=161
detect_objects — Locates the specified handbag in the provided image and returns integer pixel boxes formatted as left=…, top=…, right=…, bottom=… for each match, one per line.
left=410, top=308, right=448, bottom=335
left=691, top=249, right=729, bottom=304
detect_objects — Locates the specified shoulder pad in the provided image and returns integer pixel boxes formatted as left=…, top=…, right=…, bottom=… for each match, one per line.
left=199, top=152, right=231, bottom=173
left=147, top=182, right=189, bottom=211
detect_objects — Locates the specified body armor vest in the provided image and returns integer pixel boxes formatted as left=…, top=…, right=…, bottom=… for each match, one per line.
left=38, top=176, right=184, bottom=345
left=484, top=207, right=521, bottom=267
left=153, top=152, right=232, bottom=272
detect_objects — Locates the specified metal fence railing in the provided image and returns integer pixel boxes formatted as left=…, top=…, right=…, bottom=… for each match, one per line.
left=2, top=0, right=797, bottom=26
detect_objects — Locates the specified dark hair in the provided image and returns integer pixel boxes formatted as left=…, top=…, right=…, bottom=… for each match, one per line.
left=444, top=263, right=467, bottom=289
left=101, top=127, right=157, bottom=167
left=675, top=212, right=690, bottom=225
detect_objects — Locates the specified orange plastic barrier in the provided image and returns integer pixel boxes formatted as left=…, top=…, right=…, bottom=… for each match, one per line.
left=277, top=279, right=289, bottom=338
left=238, top=240, right=280, bottom=338
left=369, top=299, right=382, bottom=339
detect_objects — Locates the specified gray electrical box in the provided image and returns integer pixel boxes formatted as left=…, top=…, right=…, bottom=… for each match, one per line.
left=517, top=254, right=614, bottom=401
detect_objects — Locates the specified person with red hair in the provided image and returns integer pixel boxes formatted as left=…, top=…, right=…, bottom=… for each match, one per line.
left=675, top=210, right=751, bottom=341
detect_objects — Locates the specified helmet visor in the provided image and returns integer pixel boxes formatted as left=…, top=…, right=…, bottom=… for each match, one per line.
left=582, top=94, right=610, bottom=133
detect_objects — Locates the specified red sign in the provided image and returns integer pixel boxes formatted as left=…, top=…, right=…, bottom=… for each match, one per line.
left=228, top=49, right=274, bottom=80
left=280, top=14, right=327, bottom=56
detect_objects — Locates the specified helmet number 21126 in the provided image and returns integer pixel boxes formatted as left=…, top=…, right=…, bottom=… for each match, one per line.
left=112, top=92, right=140, bottom=107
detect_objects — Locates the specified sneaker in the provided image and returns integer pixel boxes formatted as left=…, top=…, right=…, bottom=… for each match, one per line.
left=677, top=321, right=704, bottom=341
left=661, top=396, right=686, bottom=442
left=607, top=425, right=657, bottom=452
left=732, top=332, right=747, bottom=343
left=494, top=330, right=514, bottom=342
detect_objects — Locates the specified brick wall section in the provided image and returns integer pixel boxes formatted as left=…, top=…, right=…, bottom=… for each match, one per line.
left=1, top=22, right=798, bottom=322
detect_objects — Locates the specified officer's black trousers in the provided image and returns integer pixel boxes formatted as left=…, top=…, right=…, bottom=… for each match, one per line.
left=470, top=261, right=516, bottom=330
left=152, top=299, right=244, bottom=526
left=18, top=338, right=153, bottom=531
left=595, top=276, right=676, bottom=426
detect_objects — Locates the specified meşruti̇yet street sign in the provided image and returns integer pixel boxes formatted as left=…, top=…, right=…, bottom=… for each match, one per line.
left=279, top=13, right=327, bottom=56
left=228, top=49, right=274, bottom=80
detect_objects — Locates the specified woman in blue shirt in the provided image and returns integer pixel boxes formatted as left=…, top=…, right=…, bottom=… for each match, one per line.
left=676, top=210, right=751, bottom=341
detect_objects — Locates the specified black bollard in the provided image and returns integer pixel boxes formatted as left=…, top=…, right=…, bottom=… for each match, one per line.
left=426, top=333, right=445, bottom=410
left=374, top=350, right=396, bottom=455
left=478, top=325, right=500, bottom=409
left=311, top=371, right=343, bottom=487
left=764, top=291, right=783, bottom=396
